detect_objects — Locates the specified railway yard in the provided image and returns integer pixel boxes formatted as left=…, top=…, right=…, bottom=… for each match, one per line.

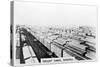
left=15, top=25, right=96, bottom=64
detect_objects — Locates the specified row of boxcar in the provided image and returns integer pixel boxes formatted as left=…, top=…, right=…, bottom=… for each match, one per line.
left=22, top=45, right=39, bottom=64
left=15, top=27, right=39, bottom=64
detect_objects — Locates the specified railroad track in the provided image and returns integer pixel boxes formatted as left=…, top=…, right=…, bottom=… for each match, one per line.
left=20, top=28, right=57, bottom=63
left=53, top=41, right=91, bottom=60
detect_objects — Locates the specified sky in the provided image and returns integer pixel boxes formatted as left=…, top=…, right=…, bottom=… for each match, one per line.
left=14, top=1, right=97, bottom=28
